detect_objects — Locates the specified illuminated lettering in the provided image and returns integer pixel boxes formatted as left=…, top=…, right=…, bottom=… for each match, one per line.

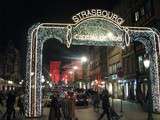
left=86, top=10, right=92, bottom=16
left=97, top=9, right=102, bottom=16
left=72, top=16, right=79, bottom=23
left=112, top=14, right=118, bottom=22
left=72, top=9, right=125, bottom=25
left=81, top=11, right=88, bottom=19
left=117, top=18, right=125, bottom=25
left=73, top=34, right=122, bottom=42
left=91, top=9, right=96, bottom=16
left=77, top=13, right=82, bottom=21
left=108, top=12, right=113, bottom=19
left=102, top=10, right=108, bottom=17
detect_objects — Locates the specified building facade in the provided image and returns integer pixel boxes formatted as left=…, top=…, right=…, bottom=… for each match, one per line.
left=89, top=46, right=102, bottom=91
left=107, top=47, right=123, bottom=98
left=0, top=40, right=21, bottom=91
left=112, top=0, right=160, bottom=102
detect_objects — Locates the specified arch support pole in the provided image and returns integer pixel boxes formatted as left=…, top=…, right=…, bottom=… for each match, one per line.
left=26, top=24, right=42, bottom=118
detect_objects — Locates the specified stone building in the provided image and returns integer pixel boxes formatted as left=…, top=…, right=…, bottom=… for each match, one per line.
left=0, top=40, right=21, bottom=91
left=112, top=0, right=160, bottom=101
left=107, top=47, right=123, bottom=98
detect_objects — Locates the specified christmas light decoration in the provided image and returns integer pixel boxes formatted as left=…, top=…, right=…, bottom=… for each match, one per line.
left=26, top=9, right=160, bottom=118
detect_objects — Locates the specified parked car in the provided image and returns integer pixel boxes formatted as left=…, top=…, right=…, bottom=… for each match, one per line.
left=75, top=94, right=88, bottom=106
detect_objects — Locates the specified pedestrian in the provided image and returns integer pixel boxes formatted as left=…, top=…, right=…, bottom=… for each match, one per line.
left=48, top=93, right=61, bottom=120
left=61, top=92, right=76, bottom=120
left=17, top=94, right=25, bottom=116
left=61, top=95, right=69, bottom=120
left=2, top=91, right=16, bottom=120
left=68, top=92, right=76, bottom=120
left=93, top=92, right=100, bottom=112
left=0, top=92, right=4, bottom=114
left=98, top=90, right=111, bottom=120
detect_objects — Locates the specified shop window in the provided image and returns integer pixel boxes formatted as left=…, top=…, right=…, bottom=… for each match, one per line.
left=135, top=11, right=139, bottom=21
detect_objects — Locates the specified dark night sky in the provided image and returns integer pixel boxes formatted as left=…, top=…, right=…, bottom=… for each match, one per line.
left=1, top=0, right=119, bottom=67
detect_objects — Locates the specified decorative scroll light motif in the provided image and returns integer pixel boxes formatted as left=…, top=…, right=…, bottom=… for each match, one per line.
left=66, top=25, right=73, bottom=48
left=123, top=27, right=130, bottom=47
left=26, top=9, right=160, bottom=118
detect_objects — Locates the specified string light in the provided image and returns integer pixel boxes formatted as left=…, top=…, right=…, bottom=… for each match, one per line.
left=26, top=9, right=160, bottom=117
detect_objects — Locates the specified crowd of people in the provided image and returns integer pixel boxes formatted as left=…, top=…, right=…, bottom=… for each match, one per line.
left=48, top=89, right=120, bottom=120
left=0, top=88, right=120, bottom=120
left=48, top=91, right=77, bottom=120
left=0, top=90, right=25, bottom=120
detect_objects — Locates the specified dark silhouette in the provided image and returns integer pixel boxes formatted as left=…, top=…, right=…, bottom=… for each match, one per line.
left=48, top=94, right=61, bottom=120
left=98, top=90, right=111, bottom=120
left=61, top=92, right=76, bottom=120
left=17, top=95, right=25, bottom=116
left=2, top=91, right=16, bottom=120
left=0, top=92, right=4, bottom=113
left=93, top=92, right=100, bottom=112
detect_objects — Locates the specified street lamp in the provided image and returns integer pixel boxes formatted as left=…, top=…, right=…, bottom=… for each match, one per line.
left=143, top=54, right=153, bottom=120
left=81, top=56, right=88, bottom=63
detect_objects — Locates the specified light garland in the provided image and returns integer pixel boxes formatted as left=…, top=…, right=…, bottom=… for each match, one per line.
left=26, top=9, right=160, bottom=118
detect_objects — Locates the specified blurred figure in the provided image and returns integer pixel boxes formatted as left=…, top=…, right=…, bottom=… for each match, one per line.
left=2, top=91, right=16, bottom=120
left=93, top=92, right=100, bottom=112
left=48, top=93, right=61, bottom=120
left=61, top=92, right=76, bottom=120
left=61, top=95, right=69, bottom=120
left=98, top=90, right=111, bottom=120
left=0, top=92, right=4, bottom=114
left=17, top=94, right=25, bottom=116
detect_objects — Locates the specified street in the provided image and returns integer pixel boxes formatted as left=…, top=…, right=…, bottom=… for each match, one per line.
left=1, top=99, right=160, bottom=120
left=35, top=99, right=160, bottom=120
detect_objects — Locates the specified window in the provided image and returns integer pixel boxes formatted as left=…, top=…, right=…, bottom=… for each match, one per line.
left=135, top=11, right=139, bottom=21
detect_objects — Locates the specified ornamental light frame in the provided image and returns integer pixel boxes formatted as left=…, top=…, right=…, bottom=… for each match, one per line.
left=25, top=9, right=160, bottom=117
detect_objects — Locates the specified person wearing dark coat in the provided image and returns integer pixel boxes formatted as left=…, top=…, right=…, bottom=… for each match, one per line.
left=48, top=94, right=61, bottom=120
left=2, top=91, right=16, bottom=120
left=17, top=95, right=25, bottom=116
left=98, top=90, right=111, bottom=120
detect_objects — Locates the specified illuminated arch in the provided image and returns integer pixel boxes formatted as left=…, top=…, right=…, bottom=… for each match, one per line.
left=26, top=10, right=160, bottom=117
